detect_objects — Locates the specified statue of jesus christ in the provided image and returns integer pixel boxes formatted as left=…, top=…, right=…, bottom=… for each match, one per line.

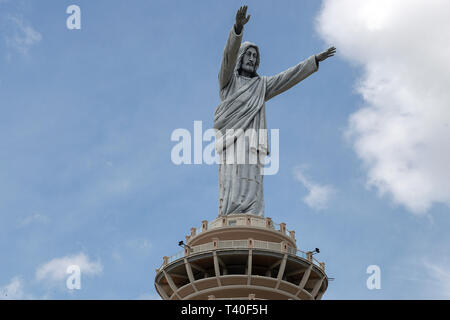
left=214, top=6, right=335, bottom=217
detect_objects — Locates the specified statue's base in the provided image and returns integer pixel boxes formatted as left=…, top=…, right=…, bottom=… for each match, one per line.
left=155, top=214, right=327, bottom=300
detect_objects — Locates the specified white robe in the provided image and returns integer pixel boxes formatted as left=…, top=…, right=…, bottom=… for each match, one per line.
left=215, top=27, right=318, bottom=217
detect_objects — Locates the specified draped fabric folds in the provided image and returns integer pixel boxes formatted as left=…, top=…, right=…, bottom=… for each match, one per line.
left=214, top=27, right=318, bottom=217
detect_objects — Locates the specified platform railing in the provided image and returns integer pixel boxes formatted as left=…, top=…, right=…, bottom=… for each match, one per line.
left=191, top=242, right=214, bottom=254
left=186, top=215, right=295, bottom=242
left=161, top=239, right=325, bottom=272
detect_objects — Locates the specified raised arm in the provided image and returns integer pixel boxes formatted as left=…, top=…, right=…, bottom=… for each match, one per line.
left=265, top=46, right=336, bottom=101
left=218, top=6, right=251, bottom=89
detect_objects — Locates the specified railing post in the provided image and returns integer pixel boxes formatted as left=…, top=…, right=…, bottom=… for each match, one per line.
left=289, top=230, right=296, bottom=241
left=265, top=217, right=272, bottom=228
left=247, top=216, right=251, bottom=226
left=163, top=256, right=169, bottom=266
left=212, top=238, right=219, bottom=250
left=202, top=220, right=208, bottom=232
left=320, top=262, right=325, bottom=271
left=190, top=227, right=196, bottom=237
left=248, top=238, right=254, bottom=249
left=222, top=217, right=227, bottom=227
left=306, top=252, right=313, bottom=262
left=281, top=241, right=288, bottom=253
left=184, top=246, right=190, bottom=257
left=248, top=294, right=256, bottom=300
left=280, top=223, right=286, bottom=234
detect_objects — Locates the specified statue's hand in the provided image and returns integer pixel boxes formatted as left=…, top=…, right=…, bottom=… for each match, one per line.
left=315, top=46, right=336, bottom=62
left=234, top=5, right=250, bottom=34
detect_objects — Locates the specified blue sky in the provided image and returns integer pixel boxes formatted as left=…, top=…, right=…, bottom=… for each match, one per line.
left=1, top=0, right=449, bottom=299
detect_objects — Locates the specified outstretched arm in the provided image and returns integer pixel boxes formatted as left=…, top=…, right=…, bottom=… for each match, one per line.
left=265, top=46, right=336, bottom=101
left=265, top=55, right=318, bottom=101
left=218, top=6, right=251, bottom=89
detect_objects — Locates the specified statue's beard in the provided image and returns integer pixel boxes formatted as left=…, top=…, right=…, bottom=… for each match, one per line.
left=240, top=63, right=257, bottom=76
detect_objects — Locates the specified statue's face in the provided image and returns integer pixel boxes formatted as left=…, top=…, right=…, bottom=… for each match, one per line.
left=241, top=47, right=258, bottom=74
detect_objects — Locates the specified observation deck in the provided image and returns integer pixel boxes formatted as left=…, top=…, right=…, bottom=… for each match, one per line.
left=155, top=214, right=328, bottom=300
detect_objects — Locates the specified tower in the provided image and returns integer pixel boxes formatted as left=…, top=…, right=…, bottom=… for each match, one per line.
left=154, top=214, right=328, bottom=300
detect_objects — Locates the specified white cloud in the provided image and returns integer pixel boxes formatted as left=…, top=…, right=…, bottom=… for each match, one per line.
left=35, top=252, right=103, bottom=285
left=0, top=277, right=26, bottom=300
left=293, top=166, right=335, bottom=210
left=3, top=14, right=42, bottom=55
left=423, top=261, right=450, bottom=299
left=394, top=257, right=450, bottom=299
left=317, top=0, right=450, bottom=214
left=17, top=213, right=50, bottom=227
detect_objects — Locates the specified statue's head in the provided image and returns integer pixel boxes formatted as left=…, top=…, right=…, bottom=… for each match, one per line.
left=236, top=42, right=260, bottom=77
left=241, top=46, right=258, bottom=75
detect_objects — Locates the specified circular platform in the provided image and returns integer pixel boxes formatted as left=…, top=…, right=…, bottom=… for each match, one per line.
left=155, top=215, right=328, bottom=300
